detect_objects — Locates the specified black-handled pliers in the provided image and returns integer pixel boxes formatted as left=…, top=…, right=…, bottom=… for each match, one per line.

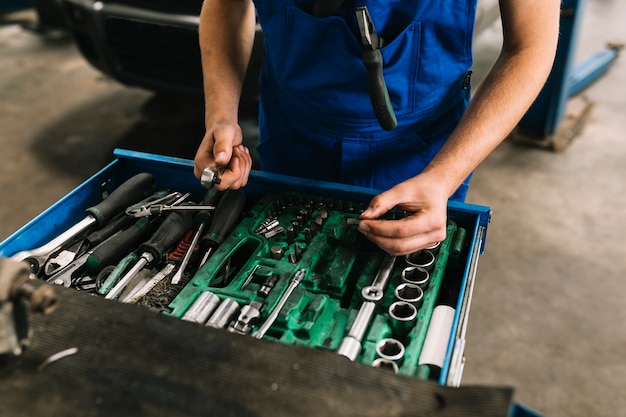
left=356, top=6, right=397, bottom=131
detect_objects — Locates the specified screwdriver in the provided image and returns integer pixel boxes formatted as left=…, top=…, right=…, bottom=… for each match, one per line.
left=197, top=189, right=247, bottom=270
left=105, top=209, right=193, bottom=300
left=171, top=188, right=223, bottom=284
left=10, top=172, right=155, bottom=275
left=47, top=218, right=156, bottom=288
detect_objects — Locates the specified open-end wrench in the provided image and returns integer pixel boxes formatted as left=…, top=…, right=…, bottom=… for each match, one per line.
left=337, top=253, right=396, bottom=361
left=10, top=172, right=154, bottom=275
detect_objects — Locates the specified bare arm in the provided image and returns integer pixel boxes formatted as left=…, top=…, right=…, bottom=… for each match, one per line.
left=193, top=0, right=256, bottom=189
left=359, top=0, right=561, bottom=255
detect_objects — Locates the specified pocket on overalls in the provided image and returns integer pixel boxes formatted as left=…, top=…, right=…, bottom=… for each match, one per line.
left=274, top=6, right=422, bottom=121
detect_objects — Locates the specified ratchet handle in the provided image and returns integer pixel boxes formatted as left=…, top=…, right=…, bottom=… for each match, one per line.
left=139, top=210, right=194, bottom=265
left=85, top=173, right=155, bottom=226
left=362, top=50, right=397, bottom=131
left=201, top=189, right=246, bottom=248
left=85, top=218, right=155, bottom=272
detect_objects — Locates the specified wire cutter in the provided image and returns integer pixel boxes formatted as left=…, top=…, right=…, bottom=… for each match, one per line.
left=356, top=6, right=397, bottom=131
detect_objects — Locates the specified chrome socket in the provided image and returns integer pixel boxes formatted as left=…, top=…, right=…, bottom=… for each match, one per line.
left=375, top=338, right=405, bottom=362
left=206, top=298, right=240, bottom=329
left=371, top=358, right=399, bottom=374
left=401, top=266, right=430, bottom=289
left=405, top=249, right=435, bottom=272
left=181, top=291, right=220, bottom=324
left=388, top=301, right=418, bottom=337
left=394, top=282, right=424, bottom=307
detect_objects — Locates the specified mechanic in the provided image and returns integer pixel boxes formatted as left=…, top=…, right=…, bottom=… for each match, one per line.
left=193, top=0, right=560, bottom=256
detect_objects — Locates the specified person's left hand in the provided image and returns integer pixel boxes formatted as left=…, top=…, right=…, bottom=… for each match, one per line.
left=357, top=176, right=450, bottom=256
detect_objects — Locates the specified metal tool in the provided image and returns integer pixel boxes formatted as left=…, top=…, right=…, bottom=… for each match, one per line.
left=257, top=273, right=279, bottom=298
left=120, top=262, right=175, bottom=304
left=394, top=282, right=424, bottom=306
left=181, top=291, right=220, bottom=323
left=104, top=209, right=193, bottom=300
left=197, top=189, right=246, bottom=270
left=375, top=338, right=405, bottom=362
left=44, top=211, right=137, bottom=277
left=228, top=300, right=263, bottom=335
left=126, top=200, right=215, bottom=218
left=356, top=6, right=397, bottom=131
left=171, top=189, right=222, bottom=284
left=206, top=298, right=240, bottom=329
left=401, top=266, right=430, bottom=289
left=47, top=218, right=155, bottom=288
left=10, top=172, right=155, bottom=275
left=337, top=254, right=396, bottom=361
left=405, top=249, right=436, bottom=272
left=388, top=301, right=418, bottom=337
left=253, top=268, right=306, bottom=339
left=201, top=166, right=222, bottom=189
left=371, top=358, right=399, bottom=373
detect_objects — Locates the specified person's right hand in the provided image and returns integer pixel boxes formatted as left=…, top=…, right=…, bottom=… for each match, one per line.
left=193, top=121, right=252, bottom=190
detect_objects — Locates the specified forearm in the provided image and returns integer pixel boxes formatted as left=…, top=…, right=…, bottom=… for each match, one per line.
left=199, top=0, right=256, bottom=126
left=419, top=1, right=561, bottom=197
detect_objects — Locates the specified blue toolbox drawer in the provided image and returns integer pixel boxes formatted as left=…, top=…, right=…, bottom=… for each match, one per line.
left=0, top=149, right=514, bottom=416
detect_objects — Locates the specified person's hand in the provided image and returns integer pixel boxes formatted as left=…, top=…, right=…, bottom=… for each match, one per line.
left=193, top=122, right=252, bottom=190
left=357, top=176, right=450, bottom=256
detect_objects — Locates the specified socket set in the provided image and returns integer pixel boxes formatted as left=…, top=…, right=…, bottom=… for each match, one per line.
left=0, top=149, right=490, bottom=385
left=163, top=190, right=468, bottom=378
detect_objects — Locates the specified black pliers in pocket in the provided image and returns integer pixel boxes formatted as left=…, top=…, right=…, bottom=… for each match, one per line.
left=356, top=6, right=397, bottom=131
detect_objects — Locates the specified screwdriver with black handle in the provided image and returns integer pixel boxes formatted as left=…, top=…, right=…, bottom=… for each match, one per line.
left=47, top=217, right=156, bottom=288
left=10, top=172, right=155, bottom=275
left=170, top=188, right=223, bottom=284
left=196, top=189, right=246, bottom=270
left=105, top=208, right=193, bottom=300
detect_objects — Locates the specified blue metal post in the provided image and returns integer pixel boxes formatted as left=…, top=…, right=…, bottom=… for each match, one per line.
left=516, top=0, right=586, bottom=139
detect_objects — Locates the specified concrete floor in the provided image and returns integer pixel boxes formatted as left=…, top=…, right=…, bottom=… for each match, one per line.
left=1, top=2, right=625, bottom=416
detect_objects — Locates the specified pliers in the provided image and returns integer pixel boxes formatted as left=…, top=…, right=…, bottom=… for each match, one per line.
left=356, top=6, right=397, bottom=131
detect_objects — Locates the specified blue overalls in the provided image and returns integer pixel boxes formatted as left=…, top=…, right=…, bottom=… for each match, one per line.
left=253, top=0, right=478, bottom=201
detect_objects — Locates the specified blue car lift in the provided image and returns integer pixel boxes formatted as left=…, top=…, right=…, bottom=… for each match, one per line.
left=511, top=0, right=621, bottom=151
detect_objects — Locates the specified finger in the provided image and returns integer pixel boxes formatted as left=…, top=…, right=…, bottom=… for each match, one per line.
left=361, top=221, right=447, bottom=256
left=359, top=215, right=447, bottom=256
left=230, top=146, right=251, bottom=188
left=213, top=125, right=242, bottom=166
left=360, top=183, right=416, bottom=219
left=193, top=135, right=217, bottom=179
left=215, top=147, right=251, bottom=190
left=238, top=146, right=253, bottom=187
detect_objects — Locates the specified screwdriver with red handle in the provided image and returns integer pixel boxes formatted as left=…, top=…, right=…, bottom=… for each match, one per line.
left=170, top=188, right=223, bottom=284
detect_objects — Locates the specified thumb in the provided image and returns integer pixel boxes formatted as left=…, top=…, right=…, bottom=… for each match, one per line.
left=212, top=125, right=238, bottom=166
left=360, top=188, right=402, bottom=219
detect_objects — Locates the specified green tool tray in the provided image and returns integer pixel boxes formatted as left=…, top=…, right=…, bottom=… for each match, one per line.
left=0, top=149, right=491, bottom=386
